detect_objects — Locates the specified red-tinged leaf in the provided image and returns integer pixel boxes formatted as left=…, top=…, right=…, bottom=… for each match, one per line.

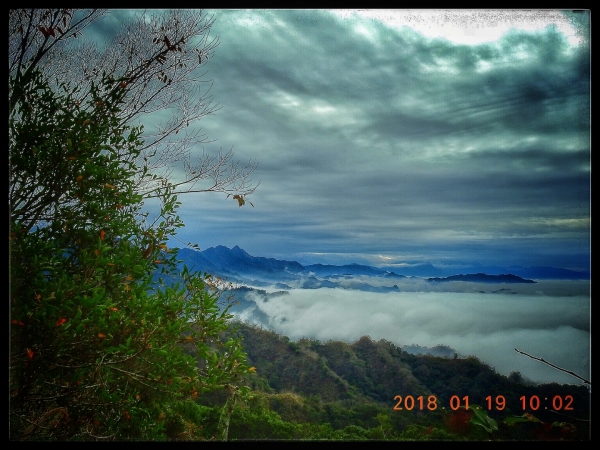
left=98, top=333, right=106, bottom=339
left=233, top=194, right=245, bottom=207
left=56, top=318, right=67, bottom=327
left=99, top=230, right=105, bottom=241
left=26, top=348, right=34, bottom=359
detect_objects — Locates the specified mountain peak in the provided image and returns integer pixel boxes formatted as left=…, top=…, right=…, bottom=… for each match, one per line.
left=178, top=245, right=304, bottom=281
left=231, top=245, right=250, bottom=256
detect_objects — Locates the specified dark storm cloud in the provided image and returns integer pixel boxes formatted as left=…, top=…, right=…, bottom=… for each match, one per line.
left=86, top=9, right=588, bottom=270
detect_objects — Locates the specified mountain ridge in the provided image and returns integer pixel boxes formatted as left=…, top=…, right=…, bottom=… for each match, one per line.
left=174, top=245, right=589, bottom=281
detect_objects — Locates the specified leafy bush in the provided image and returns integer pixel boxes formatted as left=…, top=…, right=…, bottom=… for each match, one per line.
left=9, top=67, right=252, bottom=441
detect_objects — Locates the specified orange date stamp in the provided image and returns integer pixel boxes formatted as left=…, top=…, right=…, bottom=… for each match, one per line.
left=393, top=395, right=574, bottom=411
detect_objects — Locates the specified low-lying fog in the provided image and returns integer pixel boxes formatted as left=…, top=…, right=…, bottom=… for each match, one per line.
left=233, top=279, right=590, bottom=386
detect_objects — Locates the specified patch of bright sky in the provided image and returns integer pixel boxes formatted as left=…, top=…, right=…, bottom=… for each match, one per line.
left=531, top=217, right=590, bottom=229
left=331, top=9, right=583, bottom=46
left=268, top=90, right=361, bottom=128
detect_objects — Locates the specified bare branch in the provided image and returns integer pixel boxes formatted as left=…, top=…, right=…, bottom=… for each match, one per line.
left=9, top=9, right=107, bottom=112
left=140, top=147, right=259, bottom=199
left=9, top=9, right=260, bottom=210
left=514, top=348, right=591, bottom=386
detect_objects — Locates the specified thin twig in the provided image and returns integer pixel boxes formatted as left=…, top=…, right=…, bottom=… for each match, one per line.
left=514, top=348, right=590, bottom=386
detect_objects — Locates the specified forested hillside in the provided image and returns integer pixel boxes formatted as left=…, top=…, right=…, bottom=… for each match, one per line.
left=202, top=322, right=590, bottom=440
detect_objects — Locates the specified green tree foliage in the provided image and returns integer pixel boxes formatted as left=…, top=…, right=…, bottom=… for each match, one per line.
left=9, top=61, right=252, bottom=441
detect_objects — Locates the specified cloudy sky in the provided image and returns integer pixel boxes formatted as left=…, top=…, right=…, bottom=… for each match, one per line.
left=95, top=9, right=591, bottom=270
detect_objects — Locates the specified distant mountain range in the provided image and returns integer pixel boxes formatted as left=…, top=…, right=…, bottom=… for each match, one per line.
left=173, top=245, right=588, bottom=282
left=304, top=263, right=403, bottom=278
left=175, top=245, right=304, bottom=282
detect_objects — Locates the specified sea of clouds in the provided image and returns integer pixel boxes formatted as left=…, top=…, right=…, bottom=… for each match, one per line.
left=234, top=284, right=590, bottom=386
